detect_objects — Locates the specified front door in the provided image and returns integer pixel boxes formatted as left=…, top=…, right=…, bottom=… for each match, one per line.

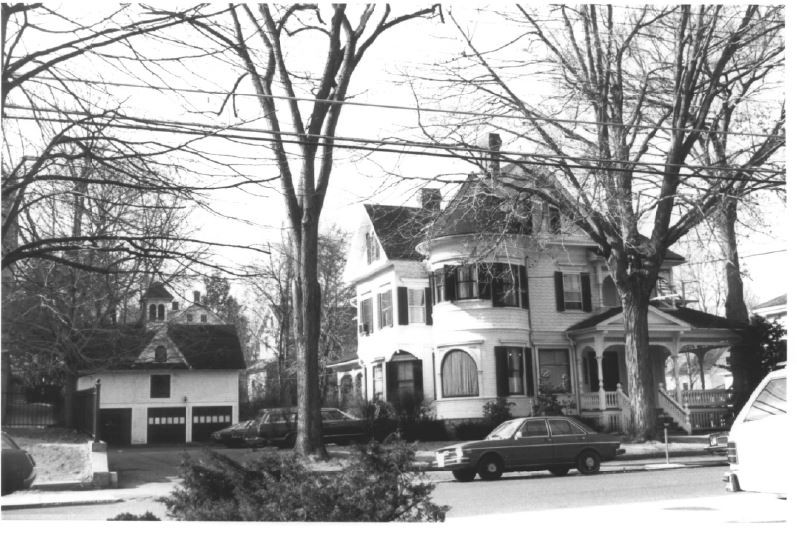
left=505, top=418, right=552, bottom=468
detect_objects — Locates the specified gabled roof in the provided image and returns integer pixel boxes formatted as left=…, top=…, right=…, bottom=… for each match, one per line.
left=142, top=282, right=173, bottom=300
left=167, top=324, right=246, bottom=369
left=76, top=324, right=245, bottom=372
left=754, top=294, right=786, bottom=310
left=363, top=204, right=429, bottom=261
left=566, top=306, right=745, bottom=332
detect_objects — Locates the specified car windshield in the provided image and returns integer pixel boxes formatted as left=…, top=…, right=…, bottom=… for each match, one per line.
left=485, top=419, right=523, bottom=440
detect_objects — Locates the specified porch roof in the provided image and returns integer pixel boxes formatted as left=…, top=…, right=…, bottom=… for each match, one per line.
left=566, top=306, right=745, bottom=332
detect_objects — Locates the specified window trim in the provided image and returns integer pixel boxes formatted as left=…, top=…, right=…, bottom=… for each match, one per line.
left=538, top=348, right=572, bottom=394
left=441, top=349, right=479, bottom=398
left=407, top=288, right=426, bottom=324
left=150, top=374, right=171, bottom=399
left=377, top=288, right=393, bottom=329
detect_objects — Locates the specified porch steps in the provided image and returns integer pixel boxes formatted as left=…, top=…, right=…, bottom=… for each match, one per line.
left=655, top=409, right=688, bottom=437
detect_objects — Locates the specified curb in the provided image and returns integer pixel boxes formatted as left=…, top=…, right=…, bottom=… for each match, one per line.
left=1, top=498, right=123, bottom=511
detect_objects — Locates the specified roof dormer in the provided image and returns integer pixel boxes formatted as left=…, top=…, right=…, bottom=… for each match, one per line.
left=142, top=282, right=174, bottom=328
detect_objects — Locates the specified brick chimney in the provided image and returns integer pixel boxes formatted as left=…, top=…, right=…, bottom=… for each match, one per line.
left=417, top=188, right=441, bottom=212
left=193, top=290, right=201, bottom=304
left=478, top=132, right=502, bottom=179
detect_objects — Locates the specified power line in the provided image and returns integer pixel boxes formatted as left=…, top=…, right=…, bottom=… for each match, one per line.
left=6, top=104, right=786, bottom=183
left=682, top=248, right=786, bottom=266
left=31, top=75, right=786, bottom=141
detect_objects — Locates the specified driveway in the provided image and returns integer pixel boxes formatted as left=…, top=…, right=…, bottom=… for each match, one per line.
left=107, top=443, right=275, bottom=488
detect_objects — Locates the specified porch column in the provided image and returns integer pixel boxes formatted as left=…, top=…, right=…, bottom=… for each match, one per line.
left=597, top=354, right=606, bottom=410
left=696, top=348, right=707, bottom=390
left=671, top=353, right=683, bottom=405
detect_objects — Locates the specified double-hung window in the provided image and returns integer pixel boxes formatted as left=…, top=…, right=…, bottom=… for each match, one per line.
left=378, top=289, right=393, bottom=329
left=407, top=289, right=425, bottom=324
left=495, top=347, right=530, bottom=396
left=456, top=265, right=478, bottom=299
left=373, top=364, right=384, bottom=400
left=150, top=375, right=171, bottom=398
left=538, top=349, right=571, bottom=394
left=359, top=297, right=373, bottom=335
left=562, top=274, right=582, bottom=310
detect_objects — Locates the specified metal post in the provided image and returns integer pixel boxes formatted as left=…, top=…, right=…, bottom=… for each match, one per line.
left=93, top=379, right=101, bottom=441
left=663, top=423, right=670, bottom=464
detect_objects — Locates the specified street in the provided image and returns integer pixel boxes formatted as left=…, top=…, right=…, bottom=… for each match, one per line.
left=2, top=450, right=789, bottom=528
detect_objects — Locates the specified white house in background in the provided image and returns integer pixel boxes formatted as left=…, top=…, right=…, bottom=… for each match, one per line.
left=77, top=283, right=245, bottom=445
left=333, top=148, right=744, bottom=434
left=751, top=294, right=787, bottom=325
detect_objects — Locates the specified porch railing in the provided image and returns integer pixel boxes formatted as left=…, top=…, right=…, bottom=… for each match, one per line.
left=657, top=383, right=692, bottom=434
left=580, top=391, right=601, bottom=410
left=667, top=389, right=731, bottom=407
left=689, top=407, right=733, bottom=431
left=605, top=390, right=618, bottom=408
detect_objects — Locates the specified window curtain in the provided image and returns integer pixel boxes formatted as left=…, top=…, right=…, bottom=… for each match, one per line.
left=442, top=350, right=479, bottom=397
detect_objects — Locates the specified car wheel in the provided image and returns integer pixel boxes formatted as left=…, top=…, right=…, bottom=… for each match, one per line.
left=576, top=450, right=601, bottom=475
left=452, top=469, right=477, bottom=482
left=477, top=455, right=504, bottom=481
left=548, top=466, right=571, bottom=477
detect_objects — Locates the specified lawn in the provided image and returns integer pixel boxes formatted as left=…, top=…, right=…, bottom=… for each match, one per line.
left=5, top=427, right=92, bottom=484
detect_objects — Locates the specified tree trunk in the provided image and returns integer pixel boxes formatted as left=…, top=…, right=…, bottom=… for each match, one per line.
left=620, top=282, right=658, bottom=441
left=716, top=198, right=751, bottom=414
left=292, top=220, right=326, bottom=458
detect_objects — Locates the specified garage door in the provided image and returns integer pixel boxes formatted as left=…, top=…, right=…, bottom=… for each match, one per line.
left=147, top=407, right=186, bottom=444
left=192, top=406, right=233, bottom=442
left=99, top=408, right=132, bottom=446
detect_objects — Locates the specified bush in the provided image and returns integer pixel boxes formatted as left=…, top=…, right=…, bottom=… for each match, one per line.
left=482, top=397, right=515, bottom=428
left=108, top=511, right=160, bottom=521
left=162, top=443, right=448, bottom=521
left=401, top=420, right=449, bottom=442
left=533, top=393, right=564, bottom=416
left=453, top=420, right=494, bottom=440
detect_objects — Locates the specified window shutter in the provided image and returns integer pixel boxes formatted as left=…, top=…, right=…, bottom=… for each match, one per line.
left=428, top=273, right=436, bottom=305
left=397, top=287, right=408, bottom=325
left=524, top=348, right=534, bottom=396
left=554, top=271, right=565, bottom=311
left=478, top=264, right=492, bottom=300
left=386, top=361, right=399, bottom=405
left=581, top=272, right=592, bottom=312
left=444, top=265, right=456, bottom=301
left=495, top=347, right=508, bottom=397
left=377, top=293, right=383, bottom=329
left=424, top=287, right=433, bottom=325
left=412, top=360, right=423, bottom=397
left=520, top=264, right=529, bottom=309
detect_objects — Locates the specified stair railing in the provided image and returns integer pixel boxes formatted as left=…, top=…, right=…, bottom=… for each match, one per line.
left=657, top=383, right=692, bottom=434
left=616, top=383, right=633, bottom=433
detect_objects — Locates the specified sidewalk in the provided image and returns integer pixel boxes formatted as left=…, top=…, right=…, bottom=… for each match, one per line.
left=1, top=441, right=726, bottom=511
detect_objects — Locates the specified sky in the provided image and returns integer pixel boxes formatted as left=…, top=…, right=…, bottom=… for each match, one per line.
left=6, top=3, right=789, bottom=310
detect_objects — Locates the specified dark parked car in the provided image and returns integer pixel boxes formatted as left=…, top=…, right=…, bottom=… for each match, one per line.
left=434, top=416, right=624, bottom=482
left=211, top=419, right=264, bottom=448
left=254, top=407, right=374, bottom=448
left=2, top=431, right=37, bottom=495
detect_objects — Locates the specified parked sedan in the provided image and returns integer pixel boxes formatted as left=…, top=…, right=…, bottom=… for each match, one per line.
left=434, top=416, right=624, bottom=482
left=2, top=432, right=37, bottom=495
left=211, top=420, right=264, bottom=448
left=254, top=407, right=373, bottom=448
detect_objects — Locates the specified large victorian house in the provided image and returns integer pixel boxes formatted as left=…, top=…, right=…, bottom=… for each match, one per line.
left=333, top=162, right=742, bottom=434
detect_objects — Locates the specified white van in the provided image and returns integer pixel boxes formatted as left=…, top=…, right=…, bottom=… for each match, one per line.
left=724, top=367, right=787, bottom=495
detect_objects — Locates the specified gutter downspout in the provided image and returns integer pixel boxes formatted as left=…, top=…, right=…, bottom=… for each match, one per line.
left=525, top=255, right=537, bottom=416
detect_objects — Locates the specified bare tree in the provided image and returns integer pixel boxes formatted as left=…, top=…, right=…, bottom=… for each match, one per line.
left=166, top=4, right=440, bottom=456
left=425, top=5, right=783, bottom=439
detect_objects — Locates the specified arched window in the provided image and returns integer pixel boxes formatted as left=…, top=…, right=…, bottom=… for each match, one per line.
left=155, top=345, right=167, bottom=362
left=441, top=350, right=479, bottom=397
left=148, top=304, right=157, bottom=321
left=157, top=304, right=165, bottom=320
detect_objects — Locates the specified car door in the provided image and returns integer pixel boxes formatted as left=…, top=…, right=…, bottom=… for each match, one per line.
left=548, top=418, right=588, bottom=463
left=505, top=418, right=553, bottom=469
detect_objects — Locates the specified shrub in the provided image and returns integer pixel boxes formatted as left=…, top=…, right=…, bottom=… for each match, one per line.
left=162, top=443, right=448, bottom=522
left=108, top=511, right=160, bottom=521
left=453, top=419, right=494, bottom=440
left=482, top=397, right=516, bottom=428
left=533, top=393, right=564, bottom=416
left=401, top=419, right=449, bottom=442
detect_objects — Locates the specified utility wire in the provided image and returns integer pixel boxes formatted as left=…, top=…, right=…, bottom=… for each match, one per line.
left=682, top=248, right=786, bottom=266
left=30, top=75, right=786, bottom=141
left=6, top=105, right=786, bottom=182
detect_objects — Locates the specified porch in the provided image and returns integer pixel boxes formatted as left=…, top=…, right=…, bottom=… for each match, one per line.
left=579, top=383, right=733, bottom=435
left=568, top=304, right=742, bottom=435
